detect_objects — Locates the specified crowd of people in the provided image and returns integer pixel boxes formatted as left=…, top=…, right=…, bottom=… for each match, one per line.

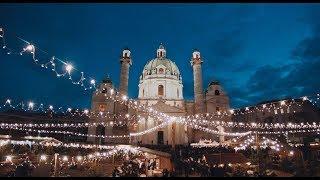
left=0, top=157, right=35, bottom=177
left=112, top=157, right=161, bottom=177
left=170, top=145, right=273, bottom=177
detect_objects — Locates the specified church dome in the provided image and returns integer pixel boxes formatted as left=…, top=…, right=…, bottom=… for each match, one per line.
left=138, top=44, right=183, bottom=100
left=143, top=58, right=180, bottom=75
left=140, top=44, right=181, bottom=81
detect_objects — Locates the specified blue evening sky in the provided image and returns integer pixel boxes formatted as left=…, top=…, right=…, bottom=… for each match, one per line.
left=0, top=3, right=320, bottom=109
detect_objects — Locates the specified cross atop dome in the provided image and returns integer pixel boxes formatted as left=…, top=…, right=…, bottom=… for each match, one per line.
left=157, top=43, right=166, bottom=58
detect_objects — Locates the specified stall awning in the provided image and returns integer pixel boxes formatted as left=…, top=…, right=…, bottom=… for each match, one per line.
left=138, top=147, right=171, bottom=158
left=204, top=153, right=249, bottom=164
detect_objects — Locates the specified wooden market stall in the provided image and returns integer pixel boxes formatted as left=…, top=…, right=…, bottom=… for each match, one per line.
left=138, top=147, right=173, bottom=172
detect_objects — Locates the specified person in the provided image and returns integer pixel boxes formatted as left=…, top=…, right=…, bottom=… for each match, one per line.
left=140, top=162, right=146, bottom=174
left=14, top=164, right=28, bottom=177
left=162, top=169, right=169, bottom=177
left=151, top=160, right=156, bottom=170
left=112, top=167, right=119, bottom=177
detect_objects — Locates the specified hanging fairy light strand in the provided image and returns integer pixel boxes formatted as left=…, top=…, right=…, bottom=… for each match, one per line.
left=0, top=28, right=96, bottom=91
left=2, top=98, right=320, bottom=138
left=1, top=27, right=319, bottom=120
left=1, top=27, right=320, bottom=139
left=1, top=97, right=320, bottom=140
left=0, top=138, right=141, bottom=168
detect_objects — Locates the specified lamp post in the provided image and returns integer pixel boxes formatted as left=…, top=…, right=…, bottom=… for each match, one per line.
left=255, top=131, right=260, bottom=175
left=112, top=153, right=115, bottom=170
left=53, top=153, right=58, bottom=177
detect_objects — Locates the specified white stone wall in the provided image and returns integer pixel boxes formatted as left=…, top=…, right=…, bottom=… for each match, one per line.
left=138, top=78, right=183, bottom=100
left=134, top=99, right=188, bottom=145
left=205, top=84, right=230, bottom=113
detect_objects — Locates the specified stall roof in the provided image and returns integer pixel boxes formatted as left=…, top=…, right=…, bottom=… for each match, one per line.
left=267, top=170, right=293, bottom=177
left=205, top=153, right=249, bottom=164
left=138, top=147, right=171, bottom=158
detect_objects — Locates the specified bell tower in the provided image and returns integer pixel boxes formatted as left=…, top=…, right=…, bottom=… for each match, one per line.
left=191, top=50, right=205, bottom=114
left=113, top=48, right=133, bottom=144
left=87, top=76, right=115, bottom=144
left=119, top=48, right=132, bottom=96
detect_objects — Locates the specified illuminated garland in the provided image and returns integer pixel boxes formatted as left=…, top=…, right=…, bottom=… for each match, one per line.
left=0, top=138, right=139, bottom=152
left=1, top=138, right=141, bottom=169
left=255, top=129, right=320, bottom=135
left=1, top=98, right=320, bottom=130
left=0, top=125, right=130, bottom=139
left=0, top=27, right=171, bottom=122
left=177, top=117, right=252, bottom=137
left=1, top=27, right=320, bottom=140
left=234, top=135, right=283, bottom=151
left=0, top=28, right=96, bottom=91
left=185, top=95, right=319, bottom=119
left=183, top=118, right=320, bottom=130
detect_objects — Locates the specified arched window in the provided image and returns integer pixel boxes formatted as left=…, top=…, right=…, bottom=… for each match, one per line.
left=159, top=68, right=164, bottom=74
left=215, top=90, right=220, bottom=95
left=124, top=52, right=127, bottom=57
left=177, top=89, right=179, bottom=98
left=160, top=51, right=163, bottom=57
left=158, top=85, right=164, bottom=96
left=142, top=89, right=145, bottom=97
left=216, top=106, right=220, bottom=112
left=99, top=104, right=106, bottom=112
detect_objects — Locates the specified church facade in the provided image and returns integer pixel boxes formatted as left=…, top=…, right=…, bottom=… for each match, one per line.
left=87, top=44, right=231, bottom=145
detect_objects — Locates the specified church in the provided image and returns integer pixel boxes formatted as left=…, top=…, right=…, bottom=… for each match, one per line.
left=87, top=44, right=231, bottom=145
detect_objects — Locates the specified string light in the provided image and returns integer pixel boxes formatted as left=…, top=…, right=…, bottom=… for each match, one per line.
left=6, top=155, right=13, bottom=162
left=289, top=151, right=294, bottom=156
left=40, top=154, right=47, bottom=161
left=0, top=28, right=96, bottom=91
left=65, top=63, right=73, bottom=74
left=62, top=156, right=68, bottom=162
left=302, top=96, right=308, bottom=101
left=28, top=101, right=34, bottom=109
left=1, top=27, right=319, bottom=142
left=76, top=156, right=83, bottom=161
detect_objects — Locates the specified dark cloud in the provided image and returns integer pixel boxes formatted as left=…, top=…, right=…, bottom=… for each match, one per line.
left=291, top=37, right=320, bottom=61
left=231, top=61, right=259, bottom=73
left=229, top=29, right=320, bottom=108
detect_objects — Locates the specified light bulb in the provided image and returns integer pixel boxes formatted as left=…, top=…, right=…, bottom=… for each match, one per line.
left=90, top=79, right=95, bottom=84
left=6, top=155, right=12, bottom=162
left=76, top=156, right=82, bottom=161
left=28, top=102, right=34, bottom=109
left=62, top=156, right=68, bottom=161
left=40, top=155, right=47, bottom=161
left=25, top=44, right=35, bottom=52
left=65, top=64, right=73, bottom=73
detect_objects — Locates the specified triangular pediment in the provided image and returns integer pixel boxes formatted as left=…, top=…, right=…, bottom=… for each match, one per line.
left=151, top=100, right=185, bottom=114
